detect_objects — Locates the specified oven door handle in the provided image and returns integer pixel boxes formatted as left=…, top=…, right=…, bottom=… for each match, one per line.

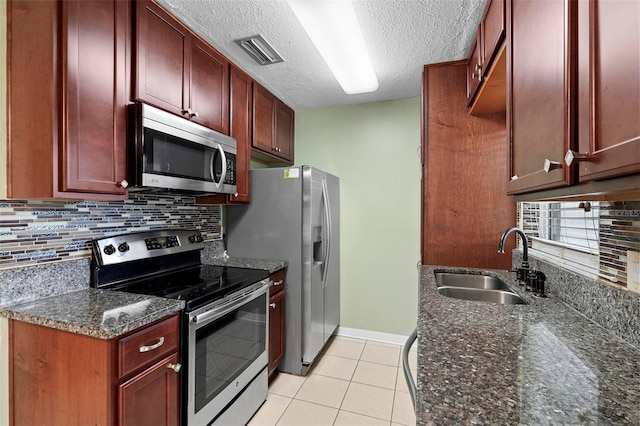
left=191, top=279, right=271, bottom=325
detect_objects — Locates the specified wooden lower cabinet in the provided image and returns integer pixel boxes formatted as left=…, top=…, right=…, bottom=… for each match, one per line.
left=119, top=353, right=180, bottom=426
left=9, top=314, right=180, bottom=426
left=268, top=269, right=286, bottom=380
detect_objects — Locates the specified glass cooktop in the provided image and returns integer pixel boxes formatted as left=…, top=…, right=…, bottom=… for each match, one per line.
left=108, top=265, right=269, bottom=311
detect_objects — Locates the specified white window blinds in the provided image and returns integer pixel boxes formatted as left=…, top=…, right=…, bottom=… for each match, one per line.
left=518, top=202, right=600, bottom=278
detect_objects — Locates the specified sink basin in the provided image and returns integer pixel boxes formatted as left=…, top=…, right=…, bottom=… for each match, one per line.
left=435, top=271, right=511, bottom=290
left=437, top=286, right=526, bottom=305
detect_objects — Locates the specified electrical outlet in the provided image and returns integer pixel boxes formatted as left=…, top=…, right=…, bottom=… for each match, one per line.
left=627, top=251, right=640, bottom=294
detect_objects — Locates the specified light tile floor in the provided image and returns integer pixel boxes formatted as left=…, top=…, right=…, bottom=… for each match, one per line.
left=248, top=336, right=417, bottom=426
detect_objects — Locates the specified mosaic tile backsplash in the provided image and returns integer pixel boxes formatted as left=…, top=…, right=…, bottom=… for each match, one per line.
left=599, top=201, right=640, bottom=287
left=0, top=194, right=222, bottom=270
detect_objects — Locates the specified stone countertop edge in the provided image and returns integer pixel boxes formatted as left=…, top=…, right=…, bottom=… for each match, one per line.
left=0, top=288, right=185, bottom=340
left=204, top=256, right=287, bottom=274
left=417, top=264, right=640, bottom=426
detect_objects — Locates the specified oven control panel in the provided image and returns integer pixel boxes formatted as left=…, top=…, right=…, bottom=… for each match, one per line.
left=145, top=236, right=180, bottom=250
left=92, top=229, right=205, bottom=266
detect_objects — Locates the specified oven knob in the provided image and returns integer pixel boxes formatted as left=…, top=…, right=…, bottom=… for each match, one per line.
left=118, top=242, right=130, bottom=253
left=103, top=244, right=116, bottom=255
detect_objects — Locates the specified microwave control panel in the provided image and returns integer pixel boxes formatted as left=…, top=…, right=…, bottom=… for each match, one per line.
left=224, top=153, right=237, bottom=185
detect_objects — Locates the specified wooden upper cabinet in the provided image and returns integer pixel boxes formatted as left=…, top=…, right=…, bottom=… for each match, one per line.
left=135, top=1, right=189, bottom=117
left=466, top=30, right=482, bottom=100
left=482, top=0, right=505, bottom=68
left=253, top=84, right=276, bottom=154
left=63, top=0, right=130, bottom=196
left=228, top=66, right=253, bottom=203
left=7, top=0, right=129, bottom=200
left=190, top=39, right=229, bottom=133
left=135, top=1, right=229, bottom=134
left=252, top=83, right=294, bottom=165
left=575, top=0, right=640, bottom=182
left=274, top=101, right=294, bottom=162
left=506, top=0, right=576, bottom=195
left=467, top=0, right=506, bottom=114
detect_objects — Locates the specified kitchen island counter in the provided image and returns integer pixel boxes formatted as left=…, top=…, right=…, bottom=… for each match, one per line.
left=0, top=288, right=184, bottom=339
left=418, top=265, right=640, bottom=425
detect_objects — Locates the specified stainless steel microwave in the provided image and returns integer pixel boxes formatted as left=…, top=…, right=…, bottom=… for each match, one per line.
left=128, top=102, right=237, bottom=195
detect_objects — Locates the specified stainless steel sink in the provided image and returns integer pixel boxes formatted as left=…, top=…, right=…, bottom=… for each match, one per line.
left=435, top=271, right=511, bottom=290
left=437, top=286, right=526, bottom=304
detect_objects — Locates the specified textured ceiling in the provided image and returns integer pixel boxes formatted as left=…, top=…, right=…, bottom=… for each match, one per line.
left=156, top=0, right=487, bottom=111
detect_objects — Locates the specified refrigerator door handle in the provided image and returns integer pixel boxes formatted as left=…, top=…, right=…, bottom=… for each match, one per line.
left=321, top=178, right=332, bottom=288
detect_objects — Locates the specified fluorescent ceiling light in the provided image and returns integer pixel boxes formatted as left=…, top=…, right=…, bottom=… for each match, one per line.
left=286, top=0, right=379, bottom=95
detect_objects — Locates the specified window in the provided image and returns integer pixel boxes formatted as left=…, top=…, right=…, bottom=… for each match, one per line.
left=518, top=202, right=600, bottom=278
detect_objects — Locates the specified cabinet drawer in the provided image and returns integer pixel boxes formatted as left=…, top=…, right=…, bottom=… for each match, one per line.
left=269, top=269, right=286, bottom=297
left=118, top=315, right=179, bottom=379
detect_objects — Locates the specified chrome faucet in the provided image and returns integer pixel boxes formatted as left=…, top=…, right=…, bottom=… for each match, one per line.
left=498, top=227, right=529, bottom=270
left=498, top=227, right=547, bottom=297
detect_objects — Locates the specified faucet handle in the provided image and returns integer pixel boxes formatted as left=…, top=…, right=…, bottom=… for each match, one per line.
left=533, top=271, right=547, bottom=298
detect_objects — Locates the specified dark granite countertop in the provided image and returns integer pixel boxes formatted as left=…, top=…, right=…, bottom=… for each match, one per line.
left=0, top=288, right=184, bottom=339
left=205, top=256, right=287, bottom=274
left=418, top=265, right=640, bottom=425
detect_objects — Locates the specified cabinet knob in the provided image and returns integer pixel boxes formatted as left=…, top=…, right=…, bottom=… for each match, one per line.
left=564, top=150, right=592, bottom=166
left=543, top=159, right=562, bottom=173
left=167, top=363, right=182, bottom=373
left=270, top=303, right=276, bottom=309
left=117, top=179, right=128, bottom=188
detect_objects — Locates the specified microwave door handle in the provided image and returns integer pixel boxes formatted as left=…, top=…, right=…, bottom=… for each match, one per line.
left=215, top=143, right=227, bottom=190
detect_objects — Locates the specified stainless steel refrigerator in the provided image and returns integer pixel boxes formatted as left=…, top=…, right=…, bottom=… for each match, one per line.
left=226, top=166, right=340, bottom=375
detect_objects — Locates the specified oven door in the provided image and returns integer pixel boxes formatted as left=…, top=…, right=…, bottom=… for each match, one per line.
left=186, top=280, right=270, bottom=425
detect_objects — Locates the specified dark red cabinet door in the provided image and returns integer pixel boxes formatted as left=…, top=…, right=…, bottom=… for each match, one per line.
left=576, top=0, right=640, bottom=181
left=62, top=0, right=129, bottom=196
left=190, top=38, right=229, bottom=134
left=506, top=0, right=576, bottom=195
left=135, top=1, right=190, bottom=118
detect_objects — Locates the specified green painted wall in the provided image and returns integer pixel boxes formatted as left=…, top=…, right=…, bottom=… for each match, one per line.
left=294, top=97, right=421, bottom=336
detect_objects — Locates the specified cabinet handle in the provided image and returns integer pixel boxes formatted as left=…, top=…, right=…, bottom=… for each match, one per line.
left=139, top=337, right=165, bottom=353
left=167, top=363, right=182, bottom=373
left=182, top=109, right=191, bottom=116
left=270, top=303, right=276, bottom=309
left=472, top=72, right=480, bottom=80
left=564, top=150, right=592, bottom=166
left=116, top=179, right=128, bottom=188
left=543, top=159, right=562, bottom=173
left=273, top=280, right=283, bottom=286
left=192, top=111, right=200, bottom=118
left=474, top=64, right=481, bottom=71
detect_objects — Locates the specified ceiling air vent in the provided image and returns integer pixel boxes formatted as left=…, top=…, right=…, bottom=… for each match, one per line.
left=235, top=35, right=284, bottom=66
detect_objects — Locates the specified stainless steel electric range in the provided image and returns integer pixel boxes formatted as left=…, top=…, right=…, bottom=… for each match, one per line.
left=91, top=229, right=271, bottom=425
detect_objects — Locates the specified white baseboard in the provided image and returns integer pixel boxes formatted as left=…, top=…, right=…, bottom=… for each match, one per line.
left=336, top=326, right=409, bottom=346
